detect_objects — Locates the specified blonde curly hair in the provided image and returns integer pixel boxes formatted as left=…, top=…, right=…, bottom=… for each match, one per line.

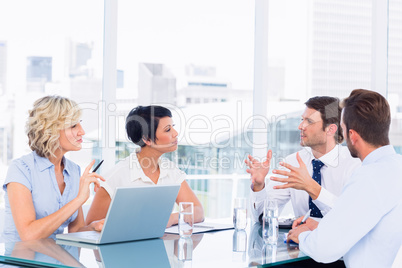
left=26, top=95, right=82, bottom=159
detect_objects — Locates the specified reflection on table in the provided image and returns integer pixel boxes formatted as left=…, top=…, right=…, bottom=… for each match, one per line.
left=0, top=224, right=309, bottom=268
left=233, top=229, right=247, bottom=263
left=248, top=223, right=308, bottom=266
left=0, top=238, right=82, bottom=267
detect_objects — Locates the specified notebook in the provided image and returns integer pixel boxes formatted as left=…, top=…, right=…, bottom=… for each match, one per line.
left=56, top=184, right=180, bottom=244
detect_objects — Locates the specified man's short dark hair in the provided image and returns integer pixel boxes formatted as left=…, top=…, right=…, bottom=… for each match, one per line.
left=305, top=96, right=343, bottom=143
left=125, top=105, right=172, bottom=147
left=341, top=89, right=390, bottom=146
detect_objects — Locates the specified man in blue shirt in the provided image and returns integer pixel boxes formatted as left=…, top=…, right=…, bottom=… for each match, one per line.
left=288, top=89, right=402, bottom=268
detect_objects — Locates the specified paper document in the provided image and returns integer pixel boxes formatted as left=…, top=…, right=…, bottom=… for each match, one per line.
left=165, top=222, right=233, bottom=234
left=284, top=232, right=298, bottom=244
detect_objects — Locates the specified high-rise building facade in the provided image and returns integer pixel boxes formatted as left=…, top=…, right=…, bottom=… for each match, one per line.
left=68, top=41, right=93, bottom=78
left=26, top=56, right=52, bottom=92
left=0, top=41, right=7, bottom=96
left=309, top=0, right=373, bottom=98
left=388, top=0, right=402, bottom=106
left=138, top=63, right=176, bottom=105
left=0, top=97, right=14, bottom=164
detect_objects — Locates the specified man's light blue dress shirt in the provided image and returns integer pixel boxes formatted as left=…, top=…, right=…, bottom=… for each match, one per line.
left=2, top=151, right=81, bottom=242
left=298, top=145, right=402, bottom=268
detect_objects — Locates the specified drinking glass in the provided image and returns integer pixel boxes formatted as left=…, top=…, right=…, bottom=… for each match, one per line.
left=262, top=199, right=279, bottom=244
left=233, top=197, right=247, bottom=229
left=179, top=202, right=194, bottom=237
left=262, top=242, right=278, bottom=264
left=232, top=229, right=247, bottom=262
left=232, top=229, right=247, bottom=252
left=178, top=237, right=193, bottom=261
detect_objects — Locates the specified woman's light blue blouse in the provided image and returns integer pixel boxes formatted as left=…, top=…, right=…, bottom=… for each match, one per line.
left=2, top=151, right=81, bottom=242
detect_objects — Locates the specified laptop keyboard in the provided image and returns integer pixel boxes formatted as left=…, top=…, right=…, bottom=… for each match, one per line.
left=84, top=233, right=100, bottom=240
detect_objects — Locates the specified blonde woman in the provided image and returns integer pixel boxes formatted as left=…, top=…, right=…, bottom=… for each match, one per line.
left=2, top=96, right=105, bottom=242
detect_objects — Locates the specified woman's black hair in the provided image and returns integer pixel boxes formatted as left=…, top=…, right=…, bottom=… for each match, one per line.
left=125, top=105, right=172, bottom=147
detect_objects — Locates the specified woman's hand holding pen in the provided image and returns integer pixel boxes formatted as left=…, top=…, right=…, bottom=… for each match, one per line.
left=76, top=160, right=105, bottom=204
left=91, top=160, right=104, bottom=193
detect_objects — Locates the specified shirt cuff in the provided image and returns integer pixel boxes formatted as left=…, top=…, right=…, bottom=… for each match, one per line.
left=250, top=184, right=267, bottom=203
left=313, top=187, right=336, bottom=215
left=298, top=230, right=312, bottom=251
left=250, top=184, right=267, bottom=222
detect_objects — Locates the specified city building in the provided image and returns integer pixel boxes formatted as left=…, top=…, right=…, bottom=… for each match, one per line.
left=26, top=56, right=52, bottom=92
left=0, top=96, right=15, bottom=164
left=117, top=69, right=124, bottom=88
left=177, top=64, right=252, bottom=106
left=0, top=41, right=7, bottom=96
left=67, top=40, right=93, bottom=78
left=309, top=0, right=372, bottom=98
left=138, top=63, right=176, bottom=105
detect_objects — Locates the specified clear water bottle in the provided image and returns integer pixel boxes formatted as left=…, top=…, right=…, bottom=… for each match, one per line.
left=262, top=199, right=278, bottom=244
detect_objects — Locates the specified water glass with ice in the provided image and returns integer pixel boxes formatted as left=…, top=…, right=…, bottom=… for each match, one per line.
left=179, top=202, right=194, bottom=237
left=233, top=197, right=247, bottom=229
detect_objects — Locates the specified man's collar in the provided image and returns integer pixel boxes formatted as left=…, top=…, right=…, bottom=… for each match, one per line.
left=362, top=145, right=395, bottom=165
left=316, top=144, right=341, bottom=168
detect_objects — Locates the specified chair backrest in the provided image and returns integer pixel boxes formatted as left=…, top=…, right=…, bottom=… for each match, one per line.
left=392, top=244, right=402, bottom=268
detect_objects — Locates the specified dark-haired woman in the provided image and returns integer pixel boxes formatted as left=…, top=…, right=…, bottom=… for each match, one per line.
left=86, top=105, right=204, bottom=227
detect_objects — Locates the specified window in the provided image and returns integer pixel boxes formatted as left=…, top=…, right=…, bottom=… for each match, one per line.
left=388, top=0, right=402, bottom=153
left=0, top=0, right=104, bottom=206
left=1, top=0, right=401, bottom=221
left=112, top=0, right=255, bottom=219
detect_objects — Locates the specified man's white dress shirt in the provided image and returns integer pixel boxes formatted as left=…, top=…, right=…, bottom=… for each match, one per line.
left=250, top=144, right=361, bottom=220
left=298, top=145, right=402, bottom=267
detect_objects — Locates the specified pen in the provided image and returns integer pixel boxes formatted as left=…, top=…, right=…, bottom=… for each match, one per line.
left=92, top=160, right=104, bottom=173
left=194, top=225, right=214, bottom=229
left=300, top=209, right=311, bottom=225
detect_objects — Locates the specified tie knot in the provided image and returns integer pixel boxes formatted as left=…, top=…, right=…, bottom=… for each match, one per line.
left=312, top=159, right=324, bottom=170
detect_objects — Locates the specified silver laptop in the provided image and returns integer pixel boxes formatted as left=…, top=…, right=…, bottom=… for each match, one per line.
left=56, top=184, right=180, bottom=244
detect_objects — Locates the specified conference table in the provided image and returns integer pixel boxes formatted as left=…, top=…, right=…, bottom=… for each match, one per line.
left=0, top=223, right=310, bottom=267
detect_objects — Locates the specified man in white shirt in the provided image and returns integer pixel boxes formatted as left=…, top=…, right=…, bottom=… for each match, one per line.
left=288, top=89, right=402, bottom=268
left=246, top=96, right=361, bottom=222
